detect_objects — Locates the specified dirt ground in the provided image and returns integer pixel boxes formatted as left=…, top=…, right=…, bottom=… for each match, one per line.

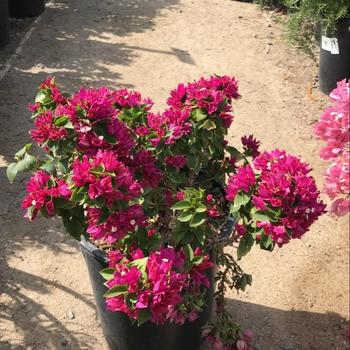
left=0, top=0, right=349, bottom=349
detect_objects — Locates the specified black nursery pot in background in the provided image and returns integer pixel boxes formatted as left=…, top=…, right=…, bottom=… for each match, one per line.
left=9, top=0, right=45, bottom=18
left=80, top=238, right=215, bottom=350
left=0, top=0, right=10, bottom=47
left=319, top=19, right=350, bottom=95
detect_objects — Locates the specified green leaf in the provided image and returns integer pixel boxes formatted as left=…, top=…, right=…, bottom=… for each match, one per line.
left=64, top=121, right=74, bottom=129
left=62, top=215, right=83, bottom=240
left=194, top=230, right=206, bottom=246
left=186, top=154, right=199, bottom=169
left=226, top=146, right=242, bottom=159
left=171, top=200, right=192, bottom=211
left=190, top=212, right=206, bottom=227
left=35, top=90, right=46, bottom=103
left=201, top=119, right=216, bottom=130
left=174, top=228, right=188, bottom=242
left=195, top=203, right=207, bottom=213
left=260, top=234, right=274, bottom=251
left=192, top=255, right=204, bottom=266
left=71, top=187, right=87, bottom=203
left=177, top=211, right=193, bottom=222
left=16, top=154, right=37, bottom=173
left=230, top=192, right=251, bottom=213
left=40, top=162, right=56, bottom=174
left=54, top=116, right=69, bottom=126
left=129, top=257, right=148, bottom=277
left=15, top=143, right=32, bottom=160
left=103, top=284, right=128, bottom=298
left=57, top=161, right=67, bottom=174
left=184, top=244, right=194, bottom=262
left=192, top=109, right=208, bottom=122
left=252, top=211, right=271, bottom=222
left=94, top=125, right=117, bottom=144
left=26, top=206, right=36, bottom=221
left=54, top=197, right=75, bottom=209
left=137, top=309, right=151, bottom=326
left=100, top=268, right=115, bottom=281
left=237, top=234, right=254, bottom=259
left=7, top=163, right=18, bottom=183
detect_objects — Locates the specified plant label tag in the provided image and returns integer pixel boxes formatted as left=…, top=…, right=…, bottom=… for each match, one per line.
left=321, top=36, right=339, bottom=55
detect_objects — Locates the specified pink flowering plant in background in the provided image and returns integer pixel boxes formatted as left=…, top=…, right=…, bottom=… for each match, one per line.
left=8, top=76, right=326, bottom=350
left=313, top=79, right=350, bottom=217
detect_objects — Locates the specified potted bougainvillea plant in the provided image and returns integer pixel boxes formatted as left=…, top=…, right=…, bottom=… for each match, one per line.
left=7, top=76, right=326, bottom=350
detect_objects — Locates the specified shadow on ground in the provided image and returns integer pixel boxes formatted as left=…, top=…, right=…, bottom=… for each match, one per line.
left=226, top=298, right=350, bottom=350
left=0, top=0, right=190, bottom=348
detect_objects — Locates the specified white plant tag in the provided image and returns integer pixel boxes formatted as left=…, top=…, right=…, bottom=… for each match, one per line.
left=321, top=36, right=339, bottom=55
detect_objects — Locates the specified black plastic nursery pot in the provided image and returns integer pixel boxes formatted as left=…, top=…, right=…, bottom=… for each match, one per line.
left=8, top=0, right=45, bottom=18
left=0, top=0, right=10, bottom=47
left=80, top=238, right=216, bottom=350
left=319, top=19, right=350, bottom=95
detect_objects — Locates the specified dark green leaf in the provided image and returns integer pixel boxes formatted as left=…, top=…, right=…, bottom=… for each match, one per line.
left=100, top=268, right=115, bottom=281
left=94, top=125, right=117, bottom=144
left=194, top=230, right=206, bottom=246
left=192, top=255, right=204, bottom=266
left=260, top=234, right=274, bottom=251
left=62, top=215, right=83, bottom=239
left=137, top=309, right=151, bottom=326
left=230, top=192, right=251, bottom=213
left=71, top=187, right=87, bottom=203
left=174, top=228, right=188, bottom=242
left=184, top=244, right=194, bottom=262
left=190, top=212, right=206, bottom=227
left=177, top=211, right=193, bottom=222
left=237, top=234, right=254, bottom=259
left=103, top=284, right=128, bottom=298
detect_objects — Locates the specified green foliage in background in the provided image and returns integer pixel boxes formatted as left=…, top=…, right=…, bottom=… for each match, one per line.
left=255, top=0, right=350, bottom=56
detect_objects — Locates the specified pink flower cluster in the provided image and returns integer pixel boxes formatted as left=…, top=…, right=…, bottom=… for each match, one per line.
left=30, top=111, right=68, bottom=145
left=167, top=75, right=240, bottom=124
left=313, top=80, right=350, bottom=216
left=105, top=247, right=213, bottom=324
left=22, top=170, right=71, bottom=219
left=241, top=135, right=260, bottom=159
left=226, top=150, right=326, bottom=246
left=225, top=164, right=256, bottom=202
left=40, top=76, right=67, bottom=105
left=139, top=75, right=240, bottom=146
left=86, top=205, right=146, bottom=244
left=72, top=150, right=141, bottom=205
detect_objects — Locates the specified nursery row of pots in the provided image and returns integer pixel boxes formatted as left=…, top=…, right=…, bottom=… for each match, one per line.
left=0, top=0, right=45, bottom=47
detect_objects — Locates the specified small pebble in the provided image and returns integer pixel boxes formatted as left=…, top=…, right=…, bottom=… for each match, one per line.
left=67, top=310, right=75, bottom=319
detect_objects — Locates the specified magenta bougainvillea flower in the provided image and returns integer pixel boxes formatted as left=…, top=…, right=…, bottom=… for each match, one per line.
left=226, top=150, right=326, bottom=247
left=8, top=75, right=327, bottom=349
left=313, top=79, right=349, bottom=216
